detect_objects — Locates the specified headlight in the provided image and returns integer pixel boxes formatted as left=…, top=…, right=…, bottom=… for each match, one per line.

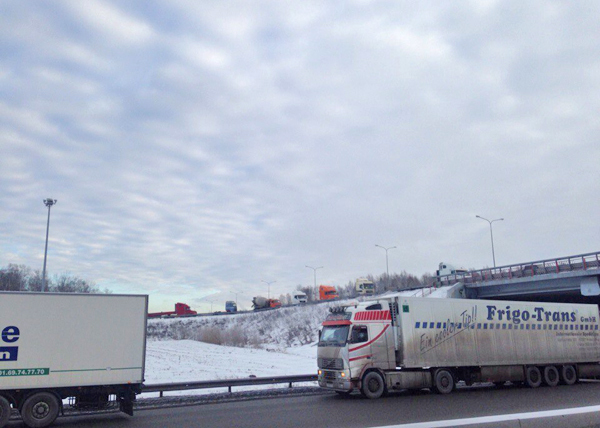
left=341, top=372, right=345, bottom=377
left=318, top=370, right=322, bottom=375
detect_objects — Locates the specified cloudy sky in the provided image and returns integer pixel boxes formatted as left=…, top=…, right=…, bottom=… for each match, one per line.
left=1, top=1, right=599, bottom=311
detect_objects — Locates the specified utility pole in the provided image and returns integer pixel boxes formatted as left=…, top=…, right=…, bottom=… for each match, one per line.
left=42, top=198, right=57, bottom=292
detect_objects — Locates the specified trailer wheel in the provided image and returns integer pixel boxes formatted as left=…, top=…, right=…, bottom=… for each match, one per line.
left=561, top=365, right=577, bottom=385
left=0, top=396, right=10, bottom=428
left=361, top=371, right=385, bottom=399
left=21, top=392, right=60, bottom=428
left=433, top=369, right=454, bottom=394
left=525, top=367, right=542, bottom=388
left=543, top=366, right=559, bottom=387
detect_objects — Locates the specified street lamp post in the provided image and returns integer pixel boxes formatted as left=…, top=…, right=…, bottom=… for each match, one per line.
left=42, top=198, right=57, bottom=292
left=305, top=265, right=323, bottom=289
left=261, top=280, right=276, bottom=299
left=476, top=215, right=504, bottom=268
left=230, top=291, right=244, bottom=307
left=375, top=245, right=396, bottom=281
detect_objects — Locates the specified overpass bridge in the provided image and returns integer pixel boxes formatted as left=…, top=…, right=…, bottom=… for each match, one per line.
left=437, top=251, right=600, bottom=303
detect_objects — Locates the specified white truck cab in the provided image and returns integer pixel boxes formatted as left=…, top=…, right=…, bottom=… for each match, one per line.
left=436, top=262, right=468, bottom=277
left=292, top=292, right=308, bottom=304
left=355, top=278, right=375, bottom=295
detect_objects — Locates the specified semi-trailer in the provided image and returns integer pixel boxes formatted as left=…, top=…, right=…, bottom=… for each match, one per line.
left=0, top=292, right=148, bottom=427
left=317, top=295, right=600, bottom=398
left=148, top=302, right=197, bottom=318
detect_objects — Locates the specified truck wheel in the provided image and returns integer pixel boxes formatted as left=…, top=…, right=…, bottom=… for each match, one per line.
left=21, top=392, right=60, bottom=428
left=525, top=367, right=542, bottom=388
left=543, top=366, right=559, bottom=387
left=0, top=396, right=10, bottom=428
left=361, top=371, right=385, bottom=399
left=561, top=365, right=577, bottom=385
left=433, top=369, right=454, bottom=394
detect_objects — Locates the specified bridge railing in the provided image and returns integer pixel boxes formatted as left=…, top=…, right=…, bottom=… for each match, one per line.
left=437, top=251, right=600, bottom=286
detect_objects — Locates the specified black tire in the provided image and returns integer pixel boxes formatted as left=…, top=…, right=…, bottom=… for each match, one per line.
left=21, top=392, right=60, bottom=428
left=361, top=371, right=385, bottom=399
left=543, top=366, right=559, bottom=387
left=433, top=369, right=454, bottom=394
left=0, top=396, right=10, bottom=428
left=525, top=366, right=542, bottom=388
left=561, top=365, right=577, bottom=385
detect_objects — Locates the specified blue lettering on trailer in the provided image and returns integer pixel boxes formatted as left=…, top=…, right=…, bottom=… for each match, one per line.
left=0, top=347, right=18, bottom=361
left=0, top=326, right=20, bottom=362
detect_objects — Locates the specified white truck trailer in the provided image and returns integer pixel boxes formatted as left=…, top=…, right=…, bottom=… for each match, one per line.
left=317, top=295, right=600, bottom=398
left=0, top=292, right=148, bottom=427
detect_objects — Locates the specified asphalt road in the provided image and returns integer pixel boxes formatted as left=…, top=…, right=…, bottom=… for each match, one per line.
left=9, top=382, right=600, bottom=428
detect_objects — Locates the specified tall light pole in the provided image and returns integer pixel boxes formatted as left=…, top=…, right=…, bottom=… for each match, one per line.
left=262, top=280, right=276, bottom=299
left=305, top=265, right=323, bottom=289
left=42, top=198, right=57, bottom=292
left=375, top=245, right=396, bottom=280
left=476, top=215, right=504, bottom=268
left=230, top=291, right=244, bottom=307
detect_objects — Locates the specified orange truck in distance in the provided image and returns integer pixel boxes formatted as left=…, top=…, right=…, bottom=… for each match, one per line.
left=319, top=285, right=339, bottom=300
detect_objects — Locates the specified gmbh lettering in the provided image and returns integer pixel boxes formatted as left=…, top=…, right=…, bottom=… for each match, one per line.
left=486, top=306, right=576, bottom=324
left=420, top=307, right=477, bottom=354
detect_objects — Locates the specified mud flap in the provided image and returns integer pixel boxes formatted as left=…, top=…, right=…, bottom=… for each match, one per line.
left=119, top=390, right=135, bottom=416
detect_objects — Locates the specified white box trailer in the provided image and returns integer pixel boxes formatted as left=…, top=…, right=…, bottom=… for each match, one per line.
left=0, top=292, right=148, bottom=428
left=317, top=296, right=600, bottom=398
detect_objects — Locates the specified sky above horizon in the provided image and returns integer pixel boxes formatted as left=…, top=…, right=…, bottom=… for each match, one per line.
left=1, top=1, right=599, bottom=312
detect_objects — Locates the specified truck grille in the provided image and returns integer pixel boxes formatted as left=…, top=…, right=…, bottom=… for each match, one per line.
left=318, top=358, right=343, bottom=369
left=324, top=371, right=337, bottom=380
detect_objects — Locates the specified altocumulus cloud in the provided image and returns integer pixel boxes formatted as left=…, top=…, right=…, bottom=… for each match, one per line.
left=0, top=1, right=599, bottom=311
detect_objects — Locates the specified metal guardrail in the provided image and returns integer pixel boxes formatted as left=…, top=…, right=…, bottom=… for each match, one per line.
left=142, top=374, right=318, bottom=397
left=437, top=251, right=600, bottom=287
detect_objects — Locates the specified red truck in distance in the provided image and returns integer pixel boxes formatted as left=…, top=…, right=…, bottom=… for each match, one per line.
left=148, top=302, right=197, bottom=318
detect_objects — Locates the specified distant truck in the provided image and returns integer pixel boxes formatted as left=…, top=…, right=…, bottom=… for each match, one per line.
left=317, top=295, right=600, bottom=398
left=292, top=292, right=308, bottom=305
left=252, top=296, right=282, bottom=310
left=436, top=262, right=468, bottom=277
left=148, top=302, right=197, bottom=318
left=0, top=292, right=147, bottom=428
left=355, top=278, right=374, bottom=295
left=319, top=285, right=339, bottom=300
left=225, top=301, right=238, bottom=313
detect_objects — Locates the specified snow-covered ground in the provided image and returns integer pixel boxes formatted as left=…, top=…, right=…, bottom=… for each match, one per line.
left=142, top=339, right=318, bottom=397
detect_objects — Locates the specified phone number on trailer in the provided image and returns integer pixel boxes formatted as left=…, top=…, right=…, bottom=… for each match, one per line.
left=0, top=368, right=49, bottom=376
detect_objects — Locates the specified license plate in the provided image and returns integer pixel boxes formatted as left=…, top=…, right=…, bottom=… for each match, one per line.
left=326, top=382, right=333, bottom=388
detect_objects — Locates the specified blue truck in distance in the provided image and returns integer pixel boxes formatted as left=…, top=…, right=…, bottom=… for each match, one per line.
left=226, top=301, right=238, bottom=313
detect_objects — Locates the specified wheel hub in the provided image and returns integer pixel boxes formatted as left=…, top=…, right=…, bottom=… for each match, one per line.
left=32, top=402, right=50, bottom=419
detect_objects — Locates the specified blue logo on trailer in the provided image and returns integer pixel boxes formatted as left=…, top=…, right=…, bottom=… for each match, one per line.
left=0, top=326, right=20, bottom=361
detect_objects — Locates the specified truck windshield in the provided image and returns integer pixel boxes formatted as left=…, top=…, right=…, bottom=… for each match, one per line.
left=318, top=325, right=350, bottom=347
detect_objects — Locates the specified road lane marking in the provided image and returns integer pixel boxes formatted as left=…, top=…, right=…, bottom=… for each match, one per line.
left=374, top=404, right=600, bottom=428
